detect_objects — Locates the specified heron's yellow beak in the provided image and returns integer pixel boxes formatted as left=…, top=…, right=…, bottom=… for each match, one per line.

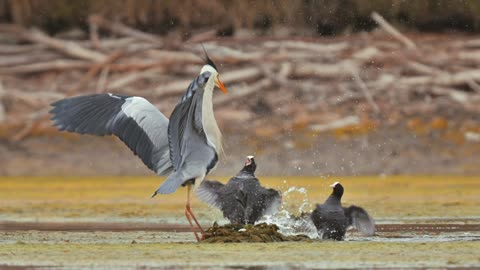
left=215, top=77, right=228, bottom=94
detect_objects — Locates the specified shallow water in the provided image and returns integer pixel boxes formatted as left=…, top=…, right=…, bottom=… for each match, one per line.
left=1, top=176, right=479, bottom=269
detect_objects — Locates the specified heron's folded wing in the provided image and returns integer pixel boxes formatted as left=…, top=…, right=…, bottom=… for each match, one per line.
left=50, top=93, right=172, bottom=175
left=343, top=205, right=376, bottom=236
left=196, top=180, right=225, bottom=208
left=167, top=72, right=211, bottom=171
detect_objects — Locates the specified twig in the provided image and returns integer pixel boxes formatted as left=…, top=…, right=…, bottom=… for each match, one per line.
left=96, top=66, right=110, bottom=93
left=371, top=12, right=417, bottom=50
left=88, top=16, right=101, bottom=50
left=107, top=67, right=163, bottom=90
left=0, top=80, right=5, bottom=123
left=349, top=68, right=380, bottom=113
left=11, top=108, right=50, bottom=142
left=466, top=78, right=480, bottom=93
left=68, top=50, right=123, bottom=94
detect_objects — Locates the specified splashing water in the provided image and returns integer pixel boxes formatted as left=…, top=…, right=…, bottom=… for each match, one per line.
left=260, top=184, right=318, bottom=239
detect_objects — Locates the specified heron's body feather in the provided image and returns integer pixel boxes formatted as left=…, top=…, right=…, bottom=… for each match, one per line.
left=156, top=71, right=221, bottom=194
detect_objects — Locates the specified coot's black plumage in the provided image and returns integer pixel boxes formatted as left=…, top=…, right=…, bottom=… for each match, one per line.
left=311, top=182, right=375, bottom=240
left=196, top=156, right=282, bottom=224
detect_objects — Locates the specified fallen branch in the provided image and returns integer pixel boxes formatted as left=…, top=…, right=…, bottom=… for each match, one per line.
left=0, top=80, right=5, bottom=123
left=293, top=60, right=358, bottom=79
left=20, top=27, right=107, bottom=62
left=107, top=67, right=164, bottom=90
left=349, top=69, right=380, bottom=113
left=154, top=67, right=263, bottom=97
left=68, top=50, right=124, bottom=94
left=371, top=12, right=417, bottom=50
left=215, top=78, right=272, bottom=107
left=0, top=60, right=91, bottom=74
left=89, top=15, right=162, bottom=45
left=310, top=116, right=360, bottom=132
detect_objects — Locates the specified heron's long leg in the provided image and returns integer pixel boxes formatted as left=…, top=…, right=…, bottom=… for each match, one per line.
left=186, top=184, right=205, bottom=235
left=185, top=183, right=204, bottom=241
left=185, top=208, right=201, bottom=242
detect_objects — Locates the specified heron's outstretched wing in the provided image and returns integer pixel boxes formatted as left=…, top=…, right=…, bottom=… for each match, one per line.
left=196, top=180, right=225, bottom=208
left=343, top=205, right=376, bottom=236
left=50, top=93, right=172, bottom=175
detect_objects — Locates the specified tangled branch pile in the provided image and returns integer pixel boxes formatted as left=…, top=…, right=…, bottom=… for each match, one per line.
left=0, top=14, right=479, bottom=143
left=201, top=223, right=310, bottom=243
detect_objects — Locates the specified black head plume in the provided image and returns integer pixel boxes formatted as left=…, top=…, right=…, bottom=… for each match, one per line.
left=201, top=44, right=218, bottom=71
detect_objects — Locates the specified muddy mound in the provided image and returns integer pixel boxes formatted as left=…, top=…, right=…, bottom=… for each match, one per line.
left=201, top=223, right=311, bottom=243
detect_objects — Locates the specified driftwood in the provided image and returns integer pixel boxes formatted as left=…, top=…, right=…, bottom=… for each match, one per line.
left=0, top=15, right=479, bottom=141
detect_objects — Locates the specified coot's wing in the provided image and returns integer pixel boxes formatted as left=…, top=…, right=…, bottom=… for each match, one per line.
left=260, top=187, right=282, bottom=216
left=221, top=188, right=248, bottom=224
left=343, top=205, right=375, bottom=236
left=310, top=204, right=327, bottom=230
left=196, top=180, right=225, bottom=208
left=50, top=94, right=172, bottom=175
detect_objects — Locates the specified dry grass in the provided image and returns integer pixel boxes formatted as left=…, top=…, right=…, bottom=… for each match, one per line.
left=0, top=175, right=479, bottom=221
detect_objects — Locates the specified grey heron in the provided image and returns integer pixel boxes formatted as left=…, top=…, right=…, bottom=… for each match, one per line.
left=196, top=156, right=282, bottom=224
left=311, top=182, right=375, bottom=240
left=50, top=52, right=228, bottom=241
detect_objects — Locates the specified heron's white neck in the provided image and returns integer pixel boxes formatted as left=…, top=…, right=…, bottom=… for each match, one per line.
left=202, top=74, right=224, bottom=158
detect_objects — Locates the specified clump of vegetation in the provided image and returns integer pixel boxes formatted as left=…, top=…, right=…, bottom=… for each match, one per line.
left=201, top=223, right=311, bottom=243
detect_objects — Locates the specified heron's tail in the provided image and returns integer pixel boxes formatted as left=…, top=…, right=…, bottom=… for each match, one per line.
left=151, top=171, right=185, bottom=197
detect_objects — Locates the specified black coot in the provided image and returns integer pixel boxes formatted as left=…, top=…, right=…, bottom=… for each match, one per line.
left=311, top=182, right=375, bottom=240
left=197, top=156, right=282, bottom=224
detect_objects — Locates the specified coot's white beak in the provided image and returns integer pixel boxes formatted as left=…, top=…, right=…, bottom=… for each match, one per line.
left=330, top=182, right=340, bottom=188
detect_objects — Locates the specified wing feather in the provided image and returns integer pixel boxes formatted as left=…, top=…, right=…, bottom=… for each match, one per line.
left=50, top=93, right=172, bottom=175
left=343, top=205, right=376, bottom=236
left=196, top=180, right=225, bottom=208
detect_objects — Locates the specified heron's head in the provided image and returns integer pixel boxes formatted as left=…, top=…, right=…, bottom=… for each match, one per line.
left=241, top=155, right=256, bottom=174
left=199, top=48, right=228, bottom=94
left=329, top=182, right=344, bottom=198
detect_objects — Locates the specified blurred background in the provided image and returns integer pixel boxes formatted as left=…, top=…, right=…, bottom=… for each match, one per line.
left=0, top=0, right=480, bottom=177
